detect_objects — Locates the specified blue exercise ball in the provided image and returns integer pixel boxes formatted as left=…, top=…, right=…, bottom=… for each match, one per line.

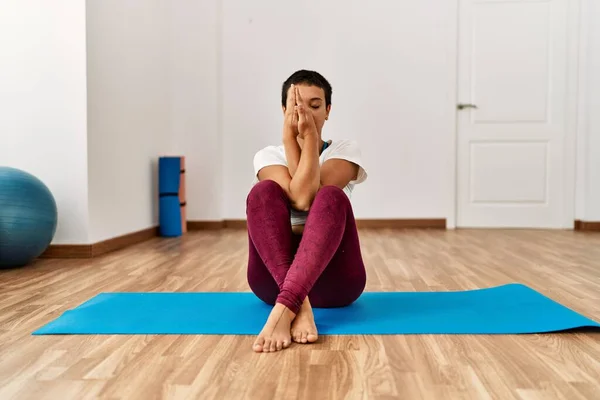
left=0, top=166, right=57, bottom=268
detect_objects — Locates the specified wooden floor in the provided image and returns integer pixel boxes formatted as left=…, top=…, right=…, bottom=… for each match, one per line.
left=1, top=229, right=599, bottom=399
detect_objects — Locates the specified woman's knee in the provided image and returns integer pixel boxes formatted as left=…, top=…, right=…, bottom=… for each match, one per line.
left=313, top=185, right=350, bottom=207
left=247, top=180, right=287, bottom=207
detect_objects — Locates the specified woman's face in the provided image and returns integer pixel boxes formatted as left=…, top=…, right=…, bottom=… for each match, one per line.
left=283, top=84, right=331, bottom=136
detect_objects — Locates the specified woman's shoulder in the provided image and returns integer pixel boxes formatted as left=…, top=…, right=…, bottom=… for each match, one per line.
left=326, top=139, right=362, bottom=156
left=330, top=138, right=361, bottom=147
left=254, top=144, right=285, bottom=157
left=253, top=145, right=286, bottom=168
left=255, top=144, right=285, bottom=155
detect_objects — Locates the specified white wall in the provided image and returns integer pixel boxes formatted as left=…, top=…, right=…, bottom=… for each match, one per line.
left=170, top=0, right=223, bottom=221
left=0, top=1, right=90, bottom=244
left=578, top=0, right=600, bottom=221
left=3, top=0, right=594, bottom=248
left=86, top=0, right=174, bottom=242
left=221, top=0, right=458, bottom=220
left=81, top=0, right=600, bottom=234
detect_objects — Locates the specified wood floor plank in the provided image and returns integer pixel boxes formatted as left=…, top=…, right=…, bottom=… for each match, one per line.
left=0, top=229, right=599, bottom=399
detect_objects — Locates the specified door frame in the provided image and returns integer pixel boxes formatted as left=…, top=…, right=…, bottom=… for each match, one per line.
left=449, top=0, right=582, bottom=229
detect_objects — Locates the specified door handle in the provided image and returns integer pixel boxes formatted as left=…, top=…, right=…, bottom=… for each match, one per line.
left=457, top=103, right=478, bottom=110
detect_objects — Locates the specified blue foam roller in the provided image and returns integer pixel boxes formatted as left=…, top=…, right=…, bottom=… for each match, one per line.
left=158, top=157, right=181, bottom=195
left=158, top=157, right=183, bottom=237
left=159, top=196, right=182, bottom=237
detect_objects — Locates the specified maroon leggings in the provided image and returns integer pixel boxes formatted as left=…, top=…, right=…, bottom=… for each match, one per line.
left=246, top=180, right=366, bottom=315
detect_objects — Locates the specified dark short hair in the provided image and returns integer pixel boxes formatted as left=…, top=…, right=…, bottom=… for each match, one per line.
left=281, top=70, right=332, bottom=108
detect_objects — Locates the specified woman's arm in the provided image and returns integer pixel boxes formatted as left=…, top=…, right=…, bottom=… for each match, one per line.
left=259, top=106, right=320, bottom=211
left=283, top=136, right=301, bottom=177
left=285, top=88, right=321, bottom=208
left=258, top=88, right=320, bottom=211
left=282, top=85, right=301, bottom=177
left=287, top=123, right=320, bottom=210
left=320, top=159, right=359, bottom=189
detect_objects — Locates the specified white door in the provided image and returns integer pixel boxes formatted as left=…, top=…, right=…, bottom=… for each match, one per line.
left=456, top=0, right=575, bottom=228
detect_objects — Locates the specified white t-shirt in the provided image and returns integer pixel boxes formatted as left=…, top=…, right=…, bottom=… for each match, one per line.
left=252, top=139, right=367, bottom=226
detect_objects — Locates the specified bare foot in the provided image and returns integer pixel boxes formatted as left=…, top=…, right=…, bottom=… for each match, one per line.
left=291, top=298, right=318, bottom=344
left=253, top=303, right=295, bottom=353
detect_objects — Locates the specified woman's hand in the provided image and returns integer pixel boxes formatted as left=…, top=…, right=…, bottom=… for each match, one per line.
left=283, top=85, right=300, bottom=141
left=295, top=88, right=318, bottom=139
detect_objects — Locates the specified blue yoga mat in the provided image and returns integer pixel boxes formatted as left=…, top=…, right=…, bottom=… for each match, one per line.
left=32, top=284, right=599, bottom=335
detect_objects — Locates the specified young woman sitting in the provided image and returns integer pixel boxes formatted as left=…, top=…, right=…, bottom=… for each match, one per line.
left=246, top=70, right=368, bottom=353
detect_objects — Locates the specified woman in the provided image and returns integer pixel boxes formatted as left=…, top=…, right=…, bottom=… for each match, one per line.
left=246, top=70, right=368, bottom=353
